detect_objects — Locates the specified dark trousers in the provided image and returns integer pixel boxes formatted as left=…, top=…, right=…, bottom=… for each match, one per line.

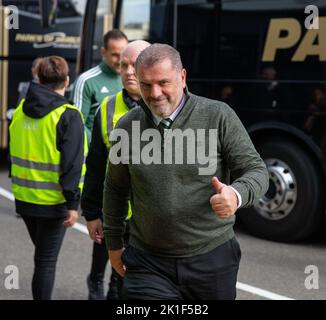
left=121, top=237, right=241, bottom=300
left=89, top=241, right=109, bottom=282
left=22, top=215, right=66, bottom=300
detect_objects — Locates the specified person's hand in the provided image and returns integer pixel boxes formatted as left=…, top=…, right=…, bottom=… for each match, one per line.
left=63, top=209, right=79, bottom=228
left=109, top=249, right=125, bottom=277
left=87, top=218, right=104, bottom=244
left=210, top=177, right=238, bottom=219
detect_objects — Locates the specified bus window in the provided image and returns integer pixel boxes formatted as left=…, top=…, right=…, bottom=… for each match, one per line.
left=170, top=1, right=220, bottom=98
left=89, top=0, right=112, bottom=65
left=120, top=0, right=150, bottom=40
left=215, top=0, right=326, bottom=113
left=2, top=0, right=83, bottom=18
left=0, top=0, right=86, bottom=149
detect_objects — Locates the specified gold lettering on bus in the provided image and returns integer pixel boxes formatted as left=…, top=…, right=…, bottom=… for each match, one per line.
left=15, top=33, right=42, bottom=42
left=262, top=17, right=326, bottom=62
left=15, top=33, right=80, bottom=45
left=55, top=36, right=80, bottom=44
left=44, top=34, right=55, bottom=42
left=292, top=17, right=326, bottom=61
left=262, top=18, right=301, bottom=61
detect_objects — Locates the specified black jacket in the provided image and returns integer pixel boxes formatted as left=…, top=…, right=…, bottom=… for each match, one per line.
left=81, top=89, right=139, bottom=221
left=13, top=82, right=85, bottom=218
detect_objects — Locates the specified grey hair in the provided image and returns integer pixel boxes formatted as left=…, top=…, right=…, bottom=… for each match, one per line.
left=135, top=43, right=183, bottom=73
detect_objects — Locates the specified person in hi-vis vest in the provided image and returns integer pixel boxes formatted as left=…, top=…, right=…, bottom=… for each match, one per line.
left=81, top=40, right=150, bottom=300
left=9, top=56, right=87, bottom=300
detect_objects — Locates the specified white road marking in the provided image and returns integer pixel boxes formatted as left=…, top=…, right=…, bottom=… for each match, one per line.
left=0, top=186, right=295, bottom=300
left=71, top=221, right=89, bottom=235
left=0, top=186, right=15, bottom=201
left=0, top=186, right=88, bottom=235
left=236, top=282, right=294, bottom=300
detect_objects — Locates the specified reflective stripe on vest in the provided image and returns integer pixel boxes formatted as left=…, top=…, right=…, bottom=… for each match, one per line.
left=100, top=91, right=129, bottom=150
left=100, top=91, right=132, bottom=219
left=11, top=156, right=61, bottom=172
left=11, top=177, right=61, bottom=191
left=9, top=99, right=88, bottom=205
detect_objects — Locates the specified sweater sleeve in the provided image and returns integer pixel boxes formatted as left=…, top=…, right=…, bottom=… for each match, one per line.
left=102, top=125, right=130, bottom=250
left=81, top=109, right=108, bottom=221
left=220, top=104, right=269, bottom=208
left=57, top=109, right=85, bottom=210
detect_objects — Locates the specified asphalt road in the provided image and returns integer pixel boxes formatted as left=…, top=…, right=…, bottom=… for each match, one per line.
left=1, top=160, right=325, bottom=300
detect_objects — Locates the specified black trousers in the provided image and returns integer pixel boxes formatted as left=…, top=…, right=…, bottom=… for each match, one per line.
left=89, top=241, right=109, bottom=282
left=121, top=237, right=241, bottom=300
left=21, top=215, right=66, bottom=300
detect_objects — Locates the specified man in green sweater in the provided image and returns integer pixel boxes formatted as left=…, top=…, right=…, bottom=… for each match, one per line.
left=71, top=29, right=128, bottom=142
left=103, top=44, right=269, bottom=300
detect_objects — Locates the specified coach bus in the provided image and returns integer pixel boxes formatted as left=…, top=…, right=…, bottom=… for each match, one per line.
left=0, top=0, right=90, bottom=150
left=31, top=0, right=326, bottom=242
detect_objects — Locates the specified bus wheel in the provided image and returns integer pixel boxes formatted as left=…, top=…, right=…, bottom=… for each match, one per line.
left=239, top=138, right=325, bottom=242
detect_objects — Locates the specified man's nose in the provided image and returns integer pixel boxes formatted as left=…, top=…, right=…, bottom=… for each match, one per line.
left=126, top=65, right=135, bottom=75
left=150, top=84, right=162, bottom=98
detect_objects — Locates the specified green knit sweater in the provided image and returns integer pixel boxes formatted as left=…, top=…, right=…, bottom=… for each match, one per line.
left=103, top=92, right=269, bottom=257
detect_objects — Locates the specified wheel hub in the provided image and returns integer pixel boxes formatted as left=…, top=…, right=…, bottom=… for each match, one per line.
left=254, top=158, right=297, bottom=220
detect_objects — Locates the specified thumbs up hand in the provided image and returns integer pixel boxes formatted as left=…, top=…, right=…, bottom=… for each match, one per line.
left=210, top=177, right=238, bottom=219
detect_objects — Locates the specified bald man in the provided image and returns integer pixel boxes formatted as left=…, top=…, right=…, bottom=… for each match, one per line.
left=81, top=40, right=150, bottom=300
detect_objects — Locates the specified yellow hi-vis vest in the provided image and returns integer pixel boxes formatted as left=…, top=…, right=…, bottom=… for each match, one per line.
left=100, top=91, right=132, bottom=219
left=9, top=99, right=88, bottom=205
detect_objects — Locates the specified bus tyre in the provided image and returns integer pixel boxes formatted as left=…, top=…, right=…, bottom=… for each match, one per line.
left=239, top=138, right=325, bottom=242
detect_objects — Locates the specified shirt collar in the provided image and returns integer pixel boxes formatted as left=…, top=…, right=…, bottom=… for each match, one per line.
left=151, top=94, right=186, bottom=126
